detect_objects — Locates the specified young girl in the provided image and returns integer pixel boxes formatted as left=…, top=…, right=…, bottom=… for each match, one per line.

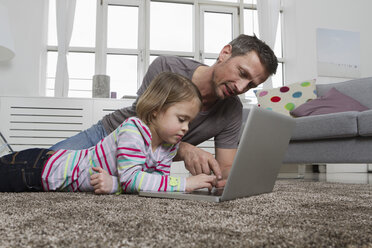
left=0, top=72, right=217, bottom=193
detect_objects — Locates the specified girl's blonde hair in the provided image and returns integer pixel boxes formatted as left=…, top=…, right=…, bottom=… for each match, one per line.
left=136, top=72, right=202, bottom=125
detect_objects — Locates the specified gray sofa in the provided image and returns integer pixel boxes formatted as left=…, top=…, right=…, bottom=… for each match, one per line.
left=243, top=77, right=372, bottom=164
left=284, top=77, right=372, bottom=164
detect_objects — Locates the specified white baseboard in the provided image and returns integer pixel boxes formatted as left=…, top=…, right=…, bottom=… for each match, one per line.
left=326, top=173, right=370, bottom=184
left=326, top=164, right=368, bottom=173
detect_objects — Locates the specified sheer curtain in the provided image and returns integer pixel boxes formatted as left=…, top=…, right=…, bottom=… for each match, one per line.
left=257, top=0, right=280, bottom=89
left=54, top=1, right=76, bottom=97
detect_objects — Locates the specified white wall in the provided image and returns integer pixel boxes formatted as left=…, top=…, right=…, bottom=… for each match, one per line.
left=283, top=0, right=372, bottom=85
left=0, top=0, right=46, bottom=97
left=1, top=0, right=372, bottom=97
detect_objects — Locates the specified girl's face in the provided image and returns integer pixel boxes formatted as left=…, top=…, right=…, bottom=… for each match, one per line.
left=150, top=99, right=200, bottom=146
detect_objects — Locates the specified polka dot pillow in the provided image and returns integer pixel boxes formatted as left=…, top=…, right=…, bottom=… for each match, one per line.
left=255, top=79, right=317, bottom=116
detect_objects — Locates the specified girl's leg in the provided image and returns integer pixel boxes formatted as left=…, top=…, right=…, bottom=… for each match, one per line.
left=0, top=148, right=54, bottom=192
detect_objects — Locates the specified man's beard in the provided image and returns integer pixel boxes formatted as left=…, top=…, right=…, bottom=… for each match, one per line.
left=215, top=81, right=232, bottom=100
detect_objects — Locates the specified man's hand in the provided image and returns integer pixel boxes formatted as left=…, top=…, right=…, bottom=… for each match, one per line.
left=176, top=142, right=222, bottom=180
left=215, top=179, right=227, bottom=188
left=90, top=167, right=113, bottom=194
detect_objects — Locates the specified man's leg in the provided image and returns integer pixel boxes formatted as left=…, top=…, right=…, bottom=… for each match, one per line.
left=50, top=121, right=107, bottom=151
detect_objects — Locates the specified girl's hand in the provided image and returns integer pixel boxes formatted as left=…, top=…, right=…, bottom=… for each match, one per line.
left=185, top=174, right=217, bottom=192
left=90, top=167, right=113, bottom=194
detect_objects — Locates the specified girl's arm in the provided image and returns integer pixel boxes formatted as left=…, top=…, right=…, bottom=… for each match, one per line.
left=115, top=119, right=186, bottom=193
left=90, top=167, right=217, bottom=194
left=117, top=143, right=217, bottom=193
left=116, top=149, right=186, bottom=193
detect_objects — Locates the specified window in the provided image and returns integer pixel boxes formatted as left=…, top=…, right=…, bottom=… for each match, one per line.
left=107, top=5, right=138, bottom=49
left=67, top=52, right=95, bottom=98
left=200, top=5, right=238, bottom=64
left=46, top=0, right=284, bottom=102
left=150, top=2, right=193, bottom=53
left=243, top=2, right=284, bottom=104
left=106, top=3, right=140, bottom=98
left=47, top=0, right=96, bottom=97
left=106, top=54, right=138, bottom=97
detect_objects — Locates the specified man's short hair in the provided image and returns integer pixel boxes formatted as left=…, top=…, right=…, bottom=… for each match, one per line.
left=229, top=34, right=278, bottom=76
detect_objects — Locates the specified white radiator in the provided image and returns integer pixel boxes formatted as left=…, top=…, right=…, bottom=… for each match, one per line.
left=0, top=96, right=133, bottom=151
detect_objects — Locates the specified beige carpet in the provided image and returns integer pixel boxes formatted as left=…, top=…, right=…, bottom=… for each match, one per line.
left=0, top=180, right=371, bottom=247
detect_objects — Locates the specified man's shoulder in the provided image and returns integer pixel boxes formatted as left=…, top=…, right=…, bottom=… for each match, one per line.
left=154, top=56, right=204, bottom=70
left=156, top=55, right=197, bottom=63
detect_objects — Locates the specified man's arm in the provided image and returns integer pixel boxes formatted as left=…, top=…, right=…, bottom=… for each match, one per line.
left=174, top=143, right=236, bottom=188
left=214, top=147, right=237, bottom=187
left=174, top=142, right=223, bottom=180
left=174, top=141, right=237, bottom=179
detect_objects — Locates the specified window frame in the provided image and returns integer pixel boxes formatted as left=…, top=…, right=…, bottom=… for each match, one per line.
left=199, top=4, right=239, bottom=62
left=46, top=0, right=285, bottom=101
left=96, top=0, right=145, bottom=91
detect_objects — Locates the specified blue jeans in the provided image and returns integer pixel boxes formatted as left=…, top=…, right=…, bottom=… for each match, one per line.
left=50, top=121, right=108, bottom=151
left=0, top=148, right=54, bottom=192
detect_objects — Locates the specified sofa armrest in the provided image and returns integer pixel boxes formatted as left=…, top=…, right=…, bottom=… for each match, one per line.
left=291, top=111, right=359, bottom=141
left=358, top=109, right=372, bottom=136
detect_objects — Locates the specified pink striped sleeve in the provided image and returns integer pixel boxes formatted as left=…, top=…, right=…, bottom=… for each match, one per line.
left=118, top=147, right=142, bottom=152
left=95, top=145, right=104, bottom=169
left=116, top=153, right=146, bottom=159
left=43, top=150, right=67, bottom=191
left=158, top=176, right=164, bottom=192
left=163, top=175, right=168, bottom=191
left=100, top=143, right=112, bottom=175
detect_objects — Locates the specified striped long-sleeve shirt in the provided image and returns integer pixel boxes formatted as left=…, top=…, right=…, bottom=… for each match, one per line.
left=41, top=117, right=186, bottom=193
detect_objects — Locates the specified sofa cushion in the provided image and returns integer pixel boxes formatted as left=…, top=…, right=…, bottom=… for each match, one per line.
left=290, top=87, right=369, bottom=117
left=316, top=77, right=372, bottom=109
left=255, top=79, right=317, bottom=116
left=291, top=111, right=359, bottom=141
left=358, top=110, right=372, bottom=136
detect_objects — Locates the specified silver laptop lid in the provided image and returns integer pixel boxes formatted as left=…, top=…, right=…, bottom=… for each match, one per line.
left=221, top=106, right=295, bottom=201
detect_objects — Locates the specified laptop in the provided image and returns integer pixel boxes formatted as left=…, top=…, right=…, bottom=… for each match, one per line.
left=139, top=106, right=295, bottom=203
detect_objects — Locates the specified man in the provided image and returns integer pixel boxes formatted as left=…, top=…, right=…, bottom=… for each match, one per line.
left=51, top=34, right=278, bottom=187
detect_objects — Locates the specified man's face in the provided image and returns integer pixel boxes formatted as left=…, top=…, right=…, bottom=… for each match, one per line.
left=212, top=49, right=269, bottom=100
